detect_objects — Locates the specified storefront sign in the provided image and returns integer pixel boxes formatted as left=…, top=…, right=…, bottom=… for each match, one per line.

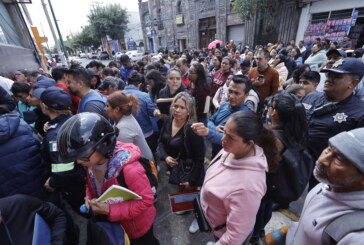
left=176, top=15, right=184, bottom=25
left=351, top=10, right=359, bottom=26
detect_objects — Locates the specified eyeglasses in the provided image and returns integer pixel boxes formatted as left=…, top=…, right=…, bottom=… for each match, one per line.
left=79, top=149, right=96, bottom=162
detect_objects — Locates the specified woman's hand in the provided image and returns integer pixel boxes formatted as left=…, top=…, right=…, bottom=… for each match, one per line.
left=180, top=182, right=193, bottom=191
left=191, top=122, right=209, bottom=136
left=165, top=156, right=178, bottom=167
left=89, top=199, right=110, bottom=216
left=215, top=125, right=224, bottom=133
left=44, top=177, right=55, bottom=192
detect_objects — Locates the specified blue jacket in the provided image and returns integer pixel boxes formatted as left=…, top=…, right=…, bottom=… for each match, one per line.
left=120, top=66, right=135, bottom=82
left=123, top=85, right=157, bottom=137
left=0, top=114, right=47, bottom=199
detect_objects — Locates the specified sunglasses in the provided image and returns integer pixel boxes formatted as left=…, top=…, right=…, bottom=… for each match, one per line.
left=79, top=149, right=96, bottom=162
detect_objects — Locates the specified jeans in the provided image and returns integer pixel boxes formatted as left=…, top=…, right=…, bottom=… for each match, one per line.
left=252, top=195, right=274, bottom=238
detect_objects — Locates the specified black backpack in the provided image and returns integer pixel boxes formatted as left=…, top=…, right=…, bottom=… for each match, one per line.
left=266, top=130, right=313, bottom=204
left=117, top=157, right=158, bottom=197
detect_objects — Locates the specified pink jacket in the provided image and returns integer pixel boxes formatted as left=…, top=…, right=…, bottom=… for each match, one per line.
left=201, top=145, right=268, bottom=245
left=85, top=142, right=156, bottom=239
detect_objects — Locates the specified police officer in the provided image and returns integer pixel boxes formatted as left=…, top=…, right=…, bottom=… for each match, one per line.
left=39, top=86, right=85, bottom=210
left=302, top=58, right=364, bottom=190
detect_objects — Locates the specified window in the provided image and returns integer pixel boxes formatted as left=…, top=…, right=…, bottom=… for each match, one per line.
left=157, top=9, right=164, bottom=30
left=177, top=1, right=183, bottom=14
left=0, top=2, right=21, bottom=46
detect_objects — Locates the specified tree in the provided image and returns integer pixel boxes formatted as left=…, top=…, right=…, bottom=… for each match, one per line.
left=231, top=0, right=280, bottom=20
left=73, top=25, right=101, bottom=50
left=88, top=4, right=129, bottom=40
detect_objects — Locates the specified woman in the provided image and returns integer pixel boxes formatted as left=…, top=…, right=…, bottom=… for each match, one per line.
left=268, top=48, right=278, bottom=66
left=245, top=50, right=257, bottom=68
left=145, top=70, right=166, bottom=104
left=158, top=68, right=187, bottom=117
left=200, top=110, right=278, bottom=245
left=210, top=57, right=233, bottom=103
left=304, top=43, right=327, bottom=68
left=209, top=55, right=222, bottom=77
left=105, top=91, right=154, bottom=162
left=251, top=93, right=308, bottom=244
left=272, top=54, right=288, bottom=90
left=14, top=69, right=30, bottom=84
left=57, top=113, right=159, bottom=245
left=290, top=47, right=303, bottom=65
left=188, top=63, right=211, bottom=124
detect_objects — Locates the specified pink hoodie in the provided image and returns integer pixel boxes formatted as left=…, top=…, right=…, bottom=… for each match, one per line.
left=201, top=145, right=268, bottom=245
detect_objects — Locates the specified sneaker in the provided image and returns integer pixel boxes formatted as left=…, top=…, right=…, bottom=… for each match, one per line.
left=175, top=210, right=189, bottom=215
left=189, top=219, right=199, bottom=233
left=165, top=170, right=170, bottom=176
left=206, top=242, right=215, bottom=245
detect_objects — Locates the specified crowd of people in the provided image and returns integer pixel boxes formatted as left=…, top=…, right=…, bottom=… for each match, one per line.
left=0, top=36, right=364, bottom=245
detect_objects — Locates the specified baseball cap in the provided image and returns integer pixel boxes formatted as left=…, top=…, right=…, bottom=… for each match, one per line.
left=329, top=128, right=364, bottom=174
left=321, top=58, right=364, bottom=79
left=326, top=48, right=347, bottom=58
left=40, top=86, right=71, bottom=110
left=32, top=87, right=46, bottom=99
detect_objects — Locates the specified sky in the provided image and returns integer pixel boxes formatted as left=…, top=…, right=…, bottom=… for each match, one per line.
left=26, top=0, right=140, bottom=47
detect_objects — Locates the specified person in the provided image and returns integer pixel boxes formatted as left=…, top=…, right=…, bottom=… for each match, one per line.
left=246, top=50, right=257, bottom=67
left=51, top=66, right=80, bottom=115
left=285, top=84, right=306, bottom=100
left=302, top=58, right=364, bottom=190
left=123, top=71, right=161, bottom=157
left=283, top=64, right=311, bottom=88
left=338, top=35, right=352, bottom=50
left=157, top=92, right=205, bottom=233
left=86, top=60, right=102, bottom=73
left=65, top=67, right=106, bottom=116
left=209, top=55, right=222, bottom=77
left=304, top=43, right=327, bottom=69
left=291, top=47, right=303, bottom=65
left=11, top=82, right=37, bottom=125
left=188, top=62, right=211, bottom=124
left=286, top=128, right=364, bottom=245
left=175, top=58, right=190, bottom=87
left=298, top=40, right=306, bottom=54
left=87, top=70, right=102, bottom=90
left=14, top=69, right=30, bottom=84
left=268, top=48, right=278, bottom=66
left=212, top=75, right=233, bottom=110
left=248, top=50, right=279, bottom=109
left=120, top=54, right=135, bottom=82
left=101, top=67, right=125, bottom=91
left=105, top=91, right=154, bottom=162
left=272, top=54, right=288, bottom=90
left=38, top=86, right=85, bottom=210
left=0, top=85, right=16, bottom=112
left=99, top=76, right=120, bottom=96
left=56, top=112, right=160, bottom=244
left=199, top=110, right=270, bottom=245
left=145, top=70, right=166, bottom=104
left=0, top=75, right=14, bottom=95
left=192, top=75, right=251, bottom=158
left=0, top=194, right=67, bottom=245
left=298, top=71, right=320, bottom=96
left=251, top=93, right=308, bottom=244
left=0, top=106, right=47, bottom=199
left=239, top=59, right=251, bottom=76
left=211, top=57, right=233, bottom=108
left=29, top=70, right=56, bottom=87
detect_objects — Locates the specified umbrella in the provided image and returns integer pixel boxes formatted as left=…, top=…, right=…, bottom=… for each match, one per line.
left=208, top=40, right=223, bottom=49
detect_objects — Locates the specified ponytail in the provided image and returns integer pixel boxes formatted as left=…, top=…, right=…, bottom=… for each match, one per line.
left=256, top=126, right=281, bottom=173
left=126, top=94, right=139, bottom=114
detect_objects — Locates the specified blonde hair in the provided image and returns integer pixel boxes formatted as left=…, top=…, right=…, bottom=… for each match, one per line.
left=170, top=92, right=197, bottom=125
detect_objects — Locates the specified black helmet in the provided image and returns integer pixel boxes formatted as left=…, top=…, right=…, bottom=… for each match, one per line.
left=57, top=112, right=118, bottom=162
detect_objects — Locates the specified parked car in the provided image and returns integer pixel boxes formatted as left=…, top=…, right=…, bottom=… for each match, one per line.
left=79, top=53, right=86, bottom=58
left=99, top=51, right=110, bottom=60
left=126, top=50, right=143, bottom=61
left=113, top=51, right=125, bottom=60
left=87, top=52, right=98, bottom=59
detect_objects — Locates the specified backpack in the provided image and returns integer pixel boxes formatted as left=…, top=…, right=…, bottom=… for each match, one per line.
left=79, top=95, right=107, bottom=113
left=117, top=157, right=158, bottom=197
left=266, top=129, right=313, bottom=204
left=321, top=211, right=364, bottom=245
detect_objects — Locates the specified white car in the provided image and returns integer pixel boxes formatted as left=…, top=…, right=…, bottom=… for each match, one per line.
left=113, top=52, right=125, bottom=60
left=79, top=53, right=86, bottom=58
left=126, top=50, right=143, bottom=61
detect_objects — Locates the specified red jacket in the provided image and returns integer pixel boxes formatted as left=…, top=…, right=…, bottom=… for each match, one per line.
left=54, top=83, right=80, bottom=115
left=85, top=142, right=156, bottom=239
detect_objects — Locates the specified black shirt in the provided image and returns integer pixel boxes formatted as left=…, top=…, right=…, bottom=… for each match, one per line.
left=302, top=92, right=364, bottom=160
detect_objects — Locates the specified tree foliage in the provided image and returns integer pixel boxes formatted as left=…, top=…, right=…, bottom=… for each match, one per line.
left=88, top=4, right=129, bottom=40
left=231, top=0, right=280, bottom=20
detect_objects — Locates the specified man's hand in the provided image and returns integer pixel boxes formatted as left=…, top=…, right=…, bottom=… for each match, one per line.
left=153, top=109, right=161, bottom=117
left=44, top=177, right=55, bottom=192
left=252, top=77, right=264, bottom=86
left=180, top=182, right=193, bottom=191
left=89, top=199, right=110, bottom=216
left=215, top=125, right=224, bottom=133
left=165, top=156, right=178, bottom=167
left=191, top=122, right=209, bottom=136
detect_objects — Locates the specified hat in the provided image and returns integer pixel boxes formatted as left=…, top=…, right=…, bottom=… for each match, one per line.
left=321, top=58, right=364, bottom=79
left=32, top=87, right=46, bottom=99
left=329, top=128, right=364, bottom=174
left=326, top=48, right=347, bottom=58
left=40, top=86, right=71, bottom=110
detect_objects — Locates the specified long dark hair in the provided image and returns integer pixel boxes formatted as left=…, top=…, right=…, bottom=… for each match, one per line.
left=291, top=47, right=302, bottom=59
left=271, top=93, right=308, bottom=146
left=145, top=70, right=166, bottom=97
left=191, top=63, right=210, bottom=94
left=230, top=110, right=280, bottom=172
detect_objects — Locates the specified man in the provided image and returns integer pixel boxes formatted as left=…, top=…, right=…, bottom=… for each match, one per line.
left=51, top=66, right=80, bottom=114
left=65, top=67, right=106, bottom=116
left=338, top=36, right=352, bottom=50
left=123, top=71, right=161, bottom=155
left=86, top=60, right=102, bottom=73
left=248, top=49, right=279, bottom=109
left=302, top=58, right=364, bottom=190
left=100, top=76, right=120, bottom=95
left=29, top=70, right=55, bottom=87
left=304, top=43, right=327, bottom=69
left=286, top=128, right=364, bottom=245
left=175, top=58, right=190, bottom=87
left=298, top=40, right=306, bottom=54
left=119, top=54, right=135, bottom=82
left=11, top=82, right=37, bottom=126
left=317, top=48, right=347, bottom=92
left=299, top=71, right=320, bottom=96
left=192, top=75, right=251, bottom=157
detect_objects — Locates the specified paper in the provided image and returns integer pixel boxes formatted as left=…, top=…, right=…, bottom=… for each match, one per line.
left=97, top=185, right=142, bottom=204
left=203, top=96, right=211, bottom=114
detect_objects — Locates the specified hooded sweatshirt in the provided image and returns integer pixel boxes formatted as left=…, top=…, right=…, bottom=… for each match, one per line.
left=201, top=145, right=268, bottom=245
left=286, top=183, right=364, bottom=245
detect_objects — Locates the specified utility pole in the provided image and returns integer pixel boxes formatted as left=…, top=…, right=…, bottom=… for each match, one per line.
left=40, top=0, right=67, bottom=66
left=48, top=0, right=68, bottom=59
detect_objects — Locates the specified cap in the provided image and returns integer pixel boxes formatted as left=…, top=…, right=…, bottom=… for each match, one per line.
left=326, top=48, right=347, bottom=58
left=321, top=58, right=364, bottom=79
left=32, top=78, right=56, bottom=88
left=329, top=128, right=364, bottom=174
left=40, top=86, right=71, bottom=110
left=32, top=87, right=46, bottom=99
